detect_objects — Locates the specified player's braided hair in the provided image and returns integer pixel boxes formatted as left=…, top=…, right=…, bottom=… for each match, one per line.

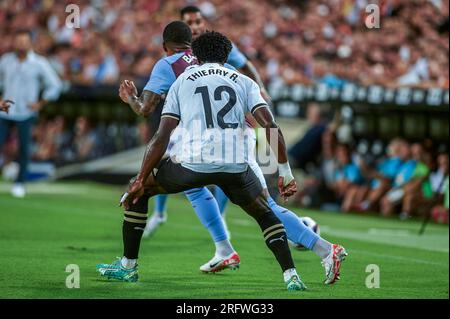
left=162, top=21, right=192, bottom=46
left=191, top=31, right=232, bottom=64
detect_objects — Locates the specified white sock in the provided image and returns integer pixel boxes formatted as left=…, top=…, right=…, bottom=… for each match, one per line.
left=121, top=256, right=137, bottom=269
left=283, top=268, right=298, bottom=282
left=312, top=238, right=333, bottom=260
left=215, top=239, right=235, bottom=258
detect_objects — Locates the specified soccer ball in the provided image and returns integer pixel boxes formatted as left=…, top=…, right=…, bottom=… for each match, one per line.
left=301, top=216, right=320, bottom=236
left=289, top=216, right=320, bottom=251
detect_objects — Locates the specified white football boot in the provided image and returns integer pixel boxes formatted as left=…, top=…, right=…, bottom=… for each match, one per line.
left=322, top=244, right=348, bottom=284
left=200, top=252, right=240, bottom=273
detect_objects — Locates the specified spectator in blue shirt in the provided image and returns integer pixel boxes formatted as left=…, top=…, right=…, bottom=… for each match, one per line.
left=343, top=138, right=407, bottom=212
left=380, top=141, right=418, bottom=216
left=331, top=143, right=363, bottom=202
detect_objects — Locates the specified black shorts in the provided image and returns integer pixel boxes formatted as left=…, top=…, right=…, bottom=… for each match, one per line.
left=154, top=158, right=263, bottom=207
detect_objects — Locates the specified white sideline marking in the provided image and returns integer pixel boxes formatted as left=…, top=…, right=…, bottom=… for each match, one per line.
left=368, top=228, right=411, bottom=236
left=0, top=183, right=89, bottom=195
left=168, top=220, right=448, bottom=267
left=319, top=227, right=448, bottom=253
left=351, top=249, right=448, bottom=267
left=228, top=219, right=448, bottom=253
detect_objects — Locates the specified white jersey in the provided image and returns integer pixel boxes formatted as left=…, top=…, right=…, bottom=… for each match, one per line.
left=161, top=63, right=268, bottom=173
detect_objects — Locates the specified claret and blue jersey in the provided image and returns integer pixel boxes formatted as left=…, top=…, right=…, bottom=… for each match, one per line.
left=144, top=49, right=198, bottom=95
left=143, top=43, right=247, bottom=96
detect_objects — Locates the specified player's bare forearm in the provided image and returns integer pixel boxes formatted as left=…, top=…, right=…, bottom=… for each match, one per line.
left=119, top=80, right=163, bottom=117
left=127, top=90, right=163, bottom=117
left=252, top=107, right=288, bottom=164
left=253, top=106, right=296, bottom=197
left=135, top=117, right=178, bottom=183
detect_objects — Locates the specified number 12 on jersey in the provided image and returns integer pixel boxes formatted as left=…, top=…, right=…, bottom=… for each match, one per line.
left=194, top=85, right=238, bottom=129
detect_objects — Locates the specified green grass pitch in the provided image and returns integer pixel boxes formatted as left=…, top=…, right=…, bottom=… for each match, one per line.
left=0, top=182, right=448, bottom=299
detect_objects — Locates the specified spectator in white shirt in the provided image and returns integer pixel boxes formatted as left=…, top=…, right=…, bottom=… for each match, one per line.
left=0, top=30, right=62, bottom=198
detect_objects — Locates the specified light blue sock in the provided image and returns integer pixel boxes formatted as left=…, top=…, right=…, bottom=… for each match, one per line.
left=267, top=196, right=319, bottom=250
left=214, top=186, right=229, bottom=215
left=184, top=187, right=228, bottom=243
left=154, top=194, right=168, bottom=217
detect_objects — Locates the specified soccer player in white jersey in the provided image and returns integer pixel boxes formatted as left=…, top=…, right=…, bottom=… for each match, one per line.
left=117, top=21, right=240, bottom=274
left=179, top=6, right=348, bottom=284
left=118, top=22, right=347, bottom=283
left=98, top=31, right=307, bottom=291
left=145, top=5, right=273, bottom=236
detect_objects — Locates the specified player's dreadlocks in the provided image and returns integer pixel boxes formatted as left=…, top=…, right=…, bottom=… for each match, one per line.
left=191, top=31, right=232, bottom=64
left=162, top=21, right=192, bottom=46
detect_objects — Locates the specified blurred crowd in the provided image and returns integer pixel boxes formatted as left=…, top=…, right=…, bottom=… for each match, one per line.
left=0, top=0, right=448, bottom=218
left=0, top=116, right=150, bottom=167
left=289, top=103, right=449, bottom=223
left=0, top=0, right=448, bottom=89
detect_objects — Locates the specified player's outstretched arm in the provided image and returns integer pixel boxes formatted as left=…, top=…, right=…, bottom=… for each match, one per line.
left=252, top=106, right=297, bottom=200
left=119, top=80, right=163, bottom=117
left=123, top=117, right=178, bottom=206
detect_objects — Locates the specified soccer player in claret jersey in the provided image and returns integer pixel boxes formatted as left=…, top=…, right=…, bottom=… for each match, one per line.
left=101, top=21, right=240, bottom=275
left=99, top=31, right=306, bottom=291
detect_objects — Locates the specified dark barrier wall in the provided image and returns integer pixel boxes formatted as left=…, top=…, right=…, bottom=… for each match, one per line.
left=42, top=83, right=449, bottom=143
left=269, top=83, right=449, bottom=143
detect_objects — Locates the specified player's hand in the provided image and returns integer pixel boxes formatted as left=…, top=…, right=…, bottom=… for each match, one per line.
left=0, top=100, right=14, bottom=113
left=119, top=80, right=138, bottom=104
left=120, top=177, right=145, bottom=210
left=278, top=176, right=297, bottom=201
left=277, top=162, right=296, bottom=201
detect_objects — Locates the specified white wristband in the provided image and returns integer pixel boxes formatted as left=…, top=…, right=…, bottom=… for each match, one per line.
left=278, top=162, right=294, bottom=186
